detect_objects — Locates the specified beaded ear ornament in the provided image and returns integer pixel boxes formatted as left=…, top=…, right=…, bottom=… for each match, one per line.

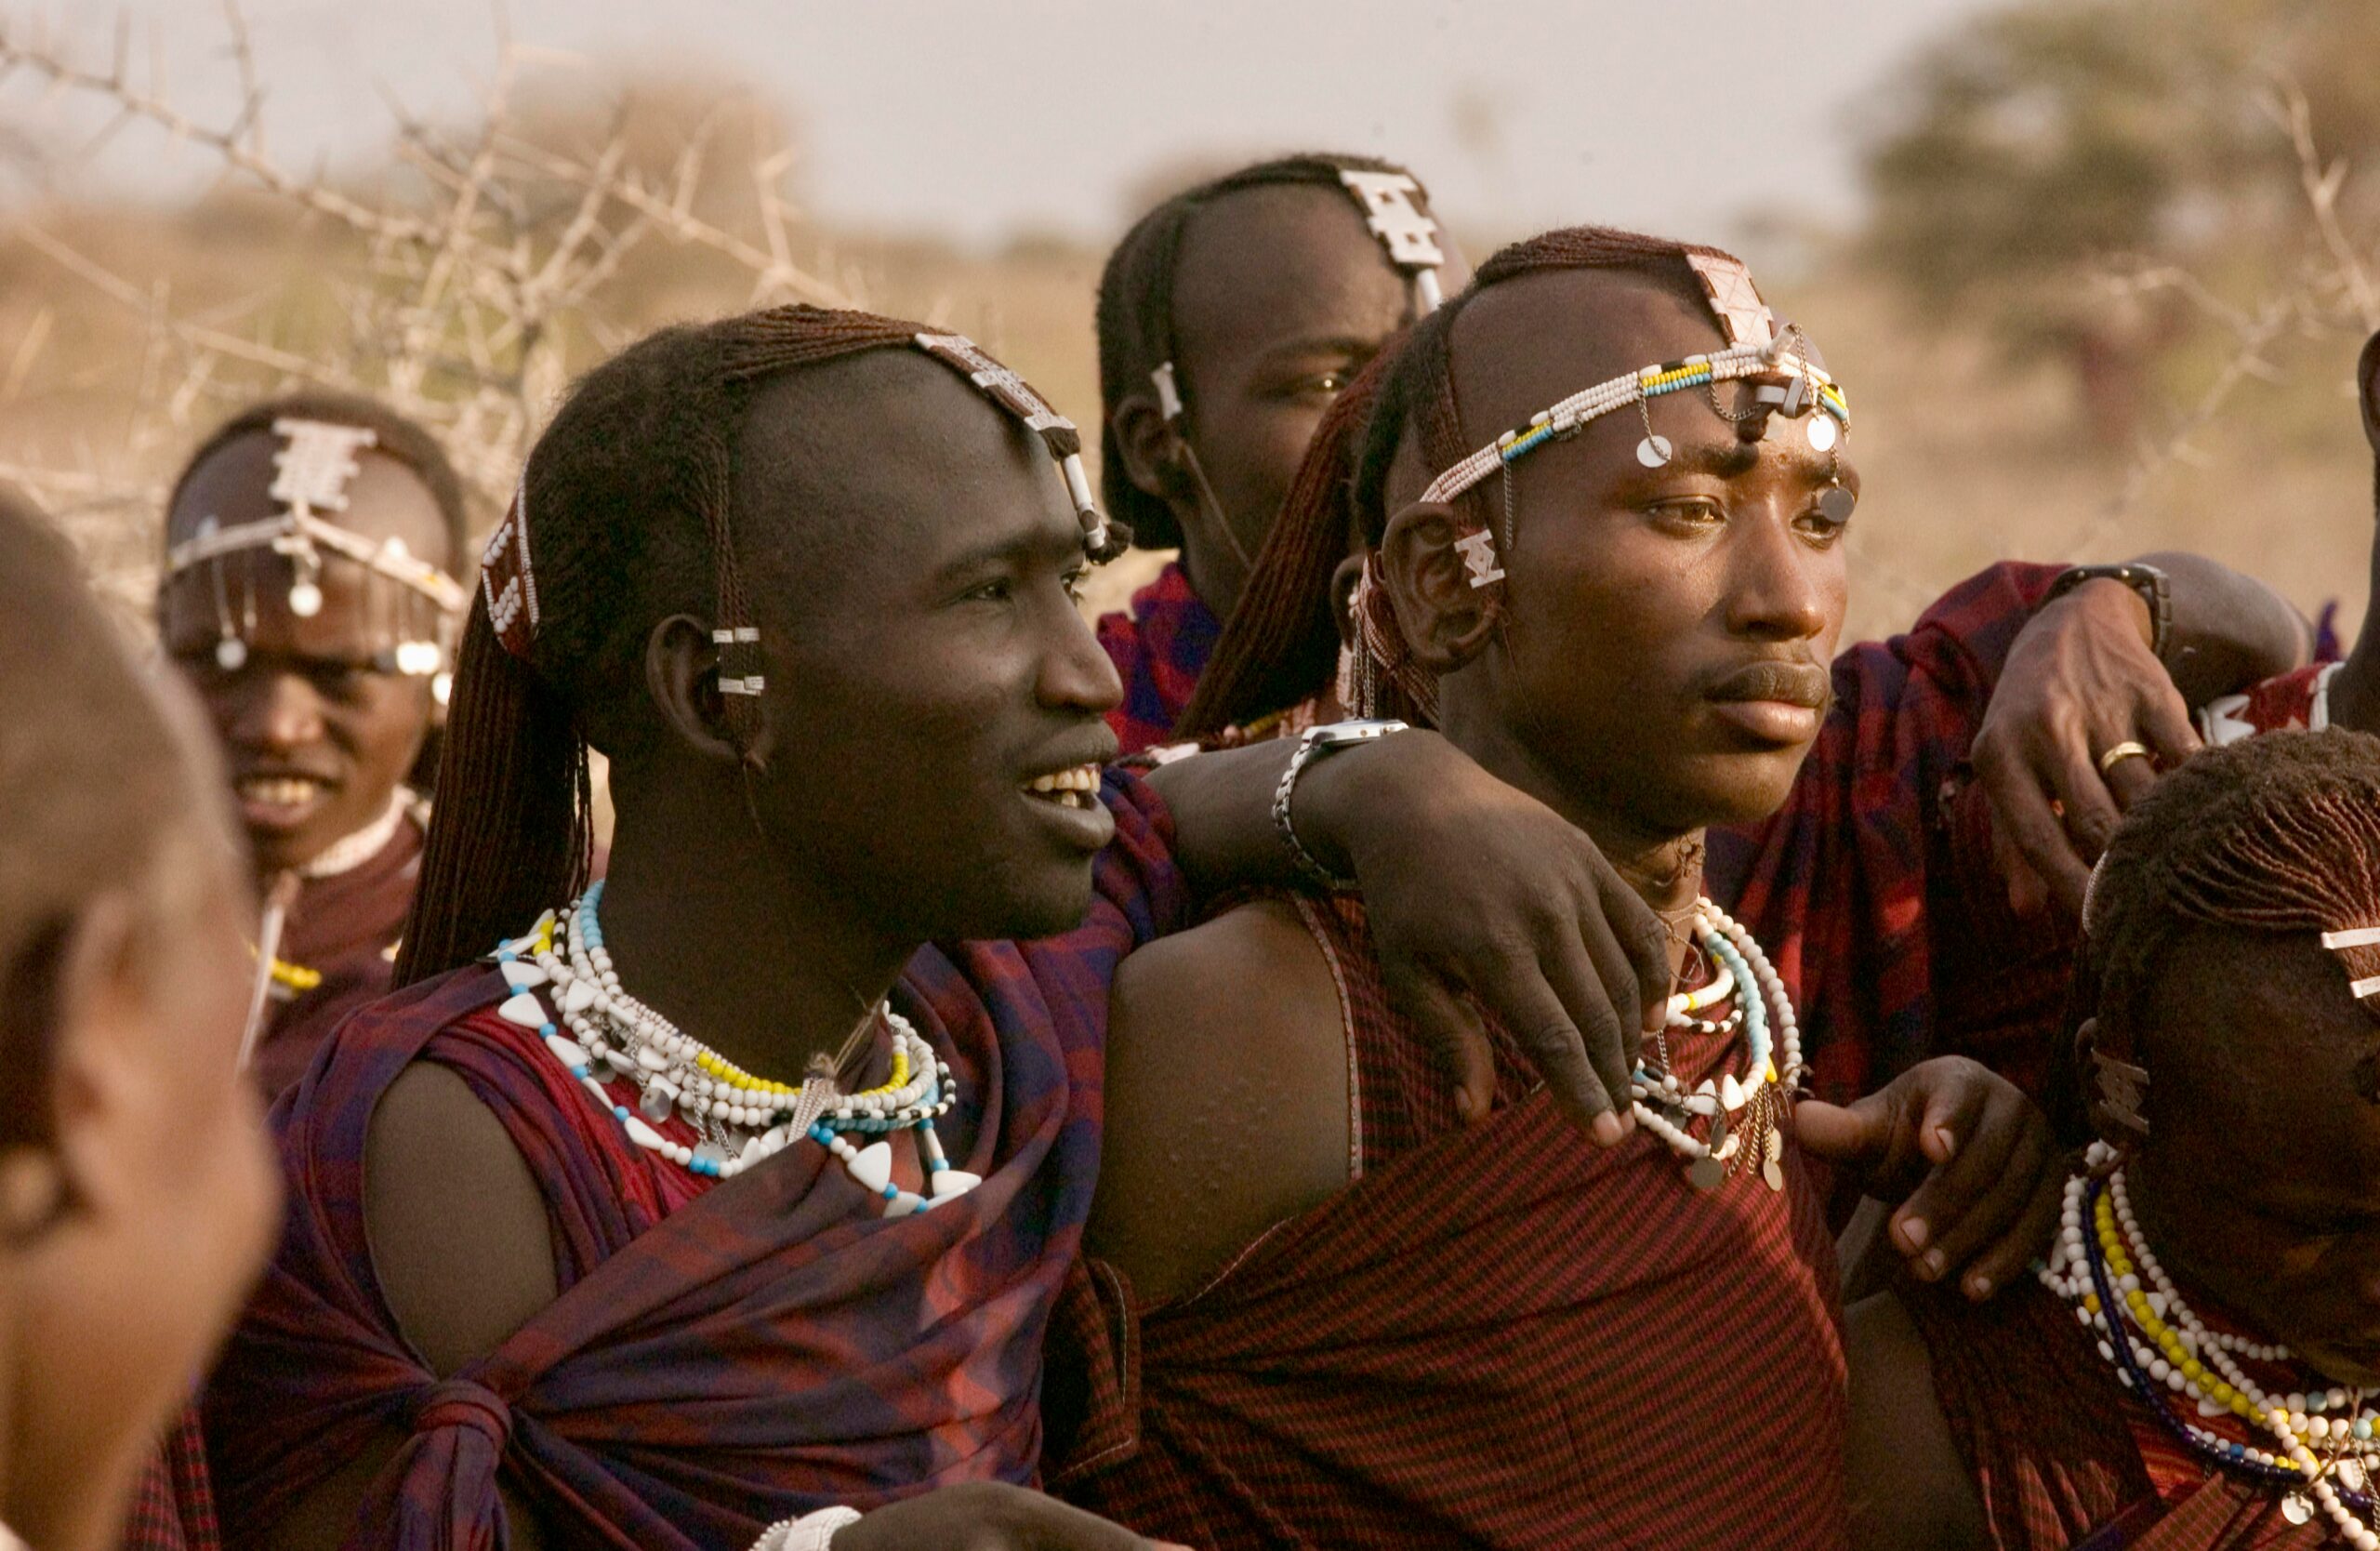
left=165, top=418, right=466, bottom=696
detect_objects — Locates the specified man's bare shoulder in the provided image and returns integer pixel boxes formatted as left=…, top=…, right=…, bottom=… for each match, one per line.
left=364, top=1061, right=562, bottom=1374
left=1090, top=897, right=1352, bottom=1306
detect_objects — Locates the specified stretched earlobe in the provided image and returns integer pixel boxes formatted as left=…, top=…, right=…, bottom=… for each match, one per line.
left=1379, top=501, right=1499, bottom=674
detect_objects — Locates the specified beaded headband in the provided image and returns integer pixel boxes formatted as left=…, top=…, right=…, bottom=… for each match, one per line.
left=483, top=334, right=1122, bottom=678
left=165, top=418, right=465, bottom=683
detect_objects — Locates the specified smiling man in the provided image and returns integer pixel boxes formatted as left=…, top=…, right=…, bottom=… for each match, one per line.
left=203, top=306, right=1689, bottom=1550
left=1092, top=153, right=1467, bottom=751
left=158, top=394, right=469, bottom=1096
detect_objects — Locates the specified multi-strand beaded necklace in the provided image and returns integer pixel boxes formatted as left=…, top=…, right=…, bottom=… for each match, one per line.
left=2043, top=1141, right=2380, bottom=1545
left=489, top=881, right=980, bottom=1218
left=1628, top=899, right=1803, bottom=1194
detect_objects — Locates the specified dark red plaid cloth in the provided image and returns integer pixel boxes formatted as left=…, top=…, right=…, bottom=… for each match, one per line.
left=121, top=1406, right=222, bottom=1551
left=1710, top=562, right=2080, bottom=1104
left=205, top=771, right=1184, bottom=1549
left=1904, top=1279, right=2331, bottom=1550
left=1048, top=895, right=1847, bottom=1550
left=1097, top=561, right=1221, bottom=756
left=249, top=811, right=422, bottom=1102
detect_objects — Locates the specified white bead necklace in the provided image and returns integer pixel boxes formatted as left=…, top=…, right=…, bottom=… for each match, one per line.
left=487, top=883, right=981, bottom=1218
left=2043, top=1142, right=2379, bottom=1543
left=1627, top=899, right=1803, bottom=1194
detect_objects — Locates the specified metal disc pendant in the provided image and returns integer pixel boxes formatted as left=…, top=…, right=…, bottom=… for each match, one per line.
left=288, top=580, right=324, bottom=617
left=215, top=635, right=248, bottom=670
left=1635, top=434, right=1673, bottom=468
left=1686, top=1155, right=1726, bottom=1192
left=1763, top=1158, right=1786, bottom=1192
left=1805, top=414, right=1839, bottom=453
left=2342, top=1458, right=2368, bottom=1492
left=1818, top=484, right=1858, bottom=524
left=2281, top=1492, right=2314, bottom=1525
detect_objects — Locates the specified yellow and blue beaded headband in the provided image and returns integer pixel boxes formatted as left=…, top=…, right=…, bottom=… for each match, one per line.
left=1417, top=253, right=1854, bottom=589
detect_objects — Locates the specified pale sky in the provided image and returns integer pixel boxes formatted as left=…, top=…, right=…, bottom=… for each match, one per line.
left=9, top=0, right=2004, bottom=251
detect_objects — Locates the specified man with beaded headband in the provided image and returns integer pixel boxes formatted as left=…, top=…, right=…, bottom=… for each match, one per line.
left=1854, top=730, right=2380, bottom=1551
left=1051, top=227, right=2308, bottom=1549
left=1092, top=152, right=1467, bottom=753
left=202, top=304, right=1706, bottom=1549
left=156, top=392, right=472, bottom=1099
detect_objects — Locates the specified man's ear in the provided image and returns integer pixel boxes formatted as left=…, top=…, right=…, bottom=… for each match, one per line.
left=17, top=895, right=151, bottom=1239
left=643, top=614, right=771, bottom=772
left=1379, top=501, right=1498, bottom=674
left=2359, top=329, right=2380, bottom=457
left=1110, top=393, right=1193, bottom=508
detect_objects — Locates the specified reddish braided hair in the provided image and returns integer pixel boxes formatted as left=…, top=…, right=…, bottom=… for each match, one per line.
left=401, top=305, right=1051, bottom=983
left=2081, top=730, right=2380, bottom=1048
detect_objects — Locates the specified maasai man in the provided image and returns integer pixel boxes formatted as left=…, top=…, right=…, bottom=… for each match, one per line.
left=157, top=393, right=471, bottom=1098
left=1051, top=228, right=2307, bottom=1550
left=1175, top=259, right=2309, bottom=1107
left=1093, top=153, right=1469, bottom=752
left=0, top=487, right=279, bottom=1551
left=1852, top=730, right=2380, bottom=1551
left=205, top=306, right=1690, bottom=1550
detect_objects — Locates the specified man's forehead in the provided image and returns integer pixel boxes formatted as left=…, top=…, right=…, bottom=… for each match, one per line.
left=735, top=354, right=1070, bottom=574
left=169, top=431, right=446, bottom=556
left=1173, top=184, right=1410, bottom=349
left=1447, top=269, right=1726, bottom=442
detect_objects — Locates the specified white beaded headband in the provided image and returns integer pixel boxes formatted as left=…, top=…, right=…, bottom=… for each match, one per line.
left=1417, top=332, right=1852, bottom=510
left=166, top=417, right=465, bottom=682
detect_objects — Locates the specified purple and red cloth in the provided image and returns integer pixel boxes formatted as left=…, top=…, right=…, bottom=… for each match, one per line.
left=1096, top=562, right=1220, bottom=757
left=1047, top=895, right=1846, bottom=1549
left=204, top=772, right=1185, bottom=1549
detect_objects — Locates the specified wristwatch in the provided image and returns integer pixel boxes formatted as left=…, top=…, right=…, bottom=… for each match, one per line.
left=2044, top=563, right=2172, bottom=662
left=1271, top=719, right=1410, bottom=893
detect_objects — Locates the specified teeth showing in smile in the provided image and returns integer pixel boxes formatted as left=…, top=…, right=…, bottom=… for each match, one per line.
left=240, top=776, right=323, bottom=808
left=1025, top=763, right=1101, bottom=812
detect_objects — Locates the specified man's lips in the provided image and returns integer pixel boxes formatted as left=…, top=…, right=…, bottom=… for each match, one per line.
left=1705, top=660, right=1831, bottom=709
left=1702, top=661, right=1831, bottom=746
left=235, top=772, right=337, bottom=830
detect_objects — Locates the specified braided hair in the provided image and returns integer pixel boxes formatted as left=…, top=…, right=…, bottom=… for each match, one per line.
left=166, top=390, right=471, bottom=574
left=398, top=306, right=1004, bottom=984
left=1188, top=224, right=1745, bottom=732
left=1095, top=152, right=1435, bottom=552
left=2081, top=730, right=2380, bottom=1045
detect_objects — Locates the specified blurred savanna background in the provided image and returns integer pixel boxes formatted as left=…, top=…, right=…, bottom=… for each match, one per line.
left=4, top=0, right=2380, bottom=650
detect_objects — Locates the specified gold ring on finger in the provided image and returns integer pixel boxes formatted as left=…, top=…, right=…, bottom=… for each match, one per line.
left=2096, top=740, right=2154, bottom=776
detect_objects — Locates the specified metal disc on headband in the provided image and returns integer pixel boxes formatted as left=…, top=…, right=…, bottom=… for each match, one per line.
left=1636, top=435, right=1673, bottom=468
left=1805, top=415, right=1838, bottom=453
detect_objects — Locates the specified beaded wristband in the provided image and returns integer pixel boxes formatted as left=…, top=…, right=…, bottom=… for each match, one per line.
left=747, top=1505, right=863, bottom=1551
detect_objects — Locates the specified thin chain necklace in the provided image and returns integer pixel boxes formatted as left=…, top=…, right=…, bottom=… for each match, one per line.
left=487, top=882, right=980, bottom=1217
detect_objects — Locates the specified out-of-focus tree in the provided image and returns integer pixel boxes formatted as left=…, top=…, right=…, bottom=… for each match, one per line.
left=1858, top=0, right=2380, bottom=447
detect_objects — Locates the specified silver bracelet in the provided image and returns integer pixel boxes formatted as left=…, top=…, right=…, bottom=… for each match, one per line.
left=1270, top=719, right=1409, bottom=892
left=748, top=1505, right=863, bottom=1551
